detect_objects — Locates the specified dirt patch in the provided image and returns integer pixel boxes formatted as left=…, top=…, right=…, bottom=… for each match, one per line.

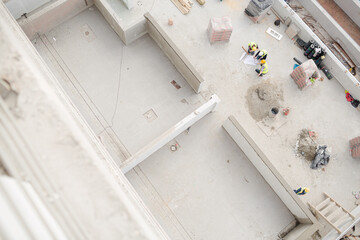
left=296, top=129, right=317, bottom=161
left=246, top=80, right=283, bottom=121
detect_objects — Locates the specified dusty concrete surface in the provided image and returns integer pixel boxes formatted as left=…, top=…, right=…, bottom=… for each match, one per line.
left=245, top=80, right=283, bottom=121
left=296, top=129, right=317, bottom=162
left=148, top=0, right=360, bottom=214
left=32, top=5, right=296, bottom=240
left=0, top=2, right=168, bottom=239
left=317, top=0, right=360, bottom=46
left=14, top=0, right=360, bottom=238
left=127, top=116, right=295, bottom=239
left=33, top=7, right=204, bottom=162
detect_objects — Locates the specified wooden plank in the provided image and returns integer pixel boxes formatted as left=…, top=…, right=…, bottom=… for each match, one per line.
left=178, top=0, right=191, bottom=9
left=316, top=198, right=330, bottom=211
left=334, top=214, right=350, bottom=228
left=327, top=208, right=343, bottom=222
left=316, top=197, right=330, bottom=210
left=169, top=0, right=189, bottom=14
left=309, top=203, right=342, bottom=234
left=324, top=192, right=356, bottom=219
left=320, top=202, right=335, bottom=216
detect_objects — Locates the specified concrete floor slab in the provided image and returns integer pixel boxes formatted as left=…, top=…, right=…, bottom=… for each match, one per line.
left=29, top=1, right=360, bottom=238
left=148, top=0, right=360, bottom=212
left=33, top=7, right=204, bottom=158
left=127, top=115, right=295, bottom=239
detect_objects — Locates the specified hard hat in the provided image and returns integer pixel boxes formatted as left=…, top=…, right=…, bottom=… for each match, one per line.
left=252, top=47, right=257, bottom=51
left=345, top=90, right=349, bottom=94
left=260, top=60, right=266, bottom=64
left=259, top=52, right=264, bottom=56
left=304, top=188, right=309, bottom=193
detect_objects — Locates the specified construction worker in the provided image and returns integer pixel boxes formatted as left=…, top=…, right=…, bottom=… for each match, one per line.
left=255, top=60, right=268, bottom=77
left=294, top=187, right=309, bottom=195
left=247, top=42, right=258, bottom=55
left=254, top=49, right=268, bottom=60
left=345, top=90, right=360, bottom=111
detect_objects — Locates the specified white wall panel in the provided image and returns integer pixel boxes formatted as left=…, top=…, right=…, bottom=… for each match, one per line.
left=5, top=0, right=51, bottom=19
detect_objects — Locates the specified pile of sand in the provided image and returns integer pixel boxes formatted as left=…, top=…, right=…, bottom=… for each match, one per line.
left=245, top=80, right=283, bottom=121
left=296, top=129, right=317, bottom=161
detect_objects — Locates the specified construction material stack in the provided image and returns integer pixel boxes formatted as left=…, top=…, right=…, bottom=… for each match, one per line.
left=290, top=59, right=320, bottom=90
left=350, top=136, right=360, bottom=158
left=170, top=0, right=193, bottom=14
left=207, top=17, right=233, bottom=43
left=303, top=39, right=333, bottom=80
left=244, top=0, right=273, bottom=23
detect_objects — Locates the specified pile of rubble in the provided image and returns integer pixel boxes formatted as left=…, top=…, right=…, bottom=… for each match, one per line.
left=295, top=129, right=330, bottom=169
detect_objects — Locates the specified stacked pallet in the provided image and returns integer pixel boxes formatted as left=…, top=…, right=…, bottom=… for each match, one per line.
left=170, top=0, right=193, bottom=14
left=290, top=59, right=320, bottom=90
left=207, top=17, right=233, bottom=43
left=290, top=66, right=310, bottom=90
left=350, top=136, right=360, bottom=158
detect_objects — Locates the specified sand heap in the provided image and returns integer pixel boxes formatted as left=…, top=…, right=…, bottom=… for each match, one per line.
left=246, top=80, right=283, bottom=121
left=296, top=129, right=317, bottom=161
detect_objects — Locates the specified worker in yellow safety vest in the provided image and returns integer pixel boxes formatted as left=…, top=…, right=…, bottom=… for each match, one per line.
left=255, top=60, right=269, bottom=77
left=294, top=187, right=309, bottom=195
left=254, top=49, right=268, bottom=60
left=247, top=42, right=258, bottom=55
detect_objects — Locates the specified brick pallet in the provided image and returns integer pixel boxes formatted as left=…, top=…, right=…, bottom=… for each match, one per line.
left=350, top=136, right=360, bottom=158
left=290, top=66, right=309, bottom=90
left=207, top=17, right=232, bottom=43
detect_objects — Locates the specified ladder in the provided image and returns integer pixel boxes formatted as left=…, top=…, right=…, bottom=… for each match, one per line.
left=309, top=192, right=356, bottom=234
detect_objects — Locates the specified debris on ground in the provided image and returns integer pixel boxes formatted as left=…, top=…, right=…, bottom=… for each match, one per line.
left=353, top=191, right=360, bottom=200
left=283, top=107, right=290, bottom=116
left=295, top=129, right=317, bottom=161
left=309, top=131, right=317, bottom=140
left=295, top=129, right=331, bottom=169
left=246, top=80, right=283, bottom=121
left=168, top=18, right=174, bottom=25
left=350, top=136, right=360, bottom=158
left=310, top=145, right=330, bottom=169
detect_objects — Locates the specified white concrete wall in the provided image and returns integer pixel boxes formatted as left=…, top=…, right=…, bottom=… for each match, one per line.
left=17, top=0, right=93, bottom=40
left=145, top=13, right=204, bottom=93
left=273, top=0, right=360, bottom=100
left=300, top=0, right=360, bottom=66
left=223, top=117, right=307, bottom=220
left=5, top=0, right=51, bottom=19
left=0, top=2, right=169, bottom=239
left=121, top=95, right=220, bottom=173
left=0, top=176, right=67, bottom=240
left=223, top=116, right=320, bottom=239
left=95, top=0, right=147, bottom=45
left=334, top=0, right=360, bottom=28
left=121, top=0, right=133, bottom=10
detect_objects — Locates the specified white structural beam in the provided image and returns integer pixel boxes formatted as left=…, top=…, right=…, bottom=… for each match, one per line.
left=120, top=94, right=220, bottom=174
left=0, top=176, right=67, bottom=240
left=336, top=217, right=360, bottom=240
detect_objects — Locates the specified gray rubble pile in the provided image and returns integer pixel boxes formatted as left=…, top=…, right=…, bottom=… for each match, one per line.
left=245, top=0, right=273, bottom=17
left=310, top=145, right=330, bottom=169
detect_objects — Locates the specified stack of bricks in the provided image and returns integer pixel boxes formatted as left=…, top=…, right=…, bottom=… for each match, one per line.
left=207, top=17, right=233, bottom=43
left=350, top=136, right=360, bottom=158
left=290, top=66, right=309, bottom=90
